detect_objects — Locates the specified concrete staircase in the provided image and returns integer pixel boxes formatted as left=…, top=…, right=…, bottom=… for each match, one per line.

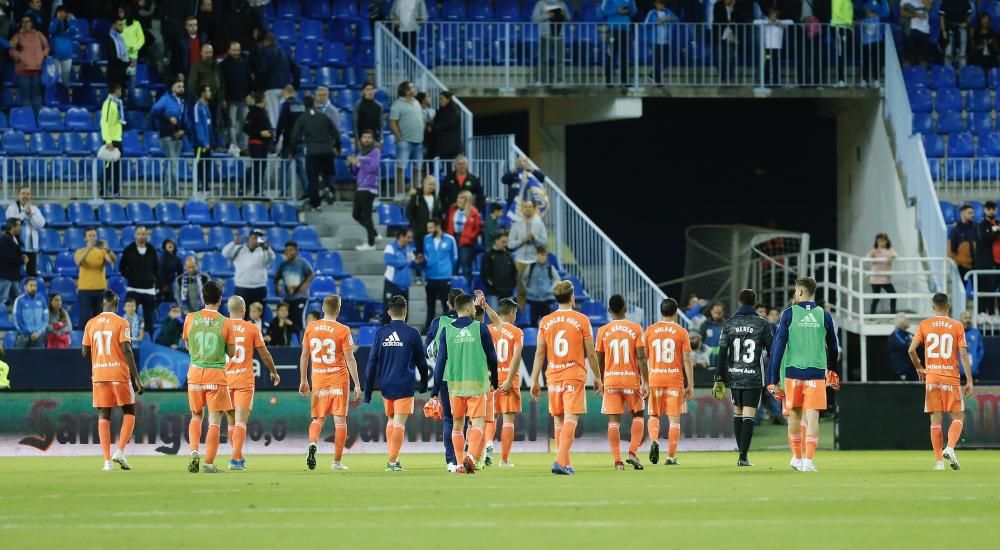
left=303, top=202, right=430, bottom=330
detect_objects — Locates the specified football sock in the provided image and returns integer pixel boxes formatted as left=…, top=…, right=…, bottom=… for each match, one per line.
left=334, top=421, right=347, bottom=461
left=930, top=424, right=944, bottom=460
left=805, top=435, right=817, bottom=460
left=232, top=422, right=247, bottom=461
left=118, top=414, right=135, bottom=452
left=947, top=420, right=963, bottom=448
left=556, top=418, right=577, bottom=466
left=188, top=418, right=201, bottom=452
left=485, top=418, right=497, bottom=448
left=227, top=425, right=234, bottom=449
left=308, top=419, right=324, bottom=444
left=98, top=418, right=112, bottom=461
left=385, top=420, right=392, bottom=442
left=667, top=423, right=680, bottom=457
left=205, top=424, right=220, bottom=465
left=468, top=426, right=485, bottom=461
left=451, top=429, right=465, bottom=464
left=647, top=416, right=660, bottom=442
left=788, top=431, right=802, bottom=459
left=800, top=421, right=807, bottom=453
left=388, top=423, right=405, bottom=462
left=607, top=422, right=622, bottom=462
left=628, top=417, right=644, bottom=455
left=740, top=417, right=755, bottom=459
left=733, top=416, right=744, bottom=454
left=501, top=421, right=514, bottom=461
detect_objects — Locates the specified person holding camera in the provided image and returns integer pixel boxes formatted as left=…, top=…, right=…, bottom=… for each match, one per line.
left=75, top=227, right=118, bottom=327
left=222, top=230, right=276, bottom=316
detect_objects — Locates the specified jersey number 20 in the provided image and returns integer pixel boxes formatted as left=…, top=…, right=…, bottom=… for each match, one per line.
left=926, top=333, right=954, bottom=359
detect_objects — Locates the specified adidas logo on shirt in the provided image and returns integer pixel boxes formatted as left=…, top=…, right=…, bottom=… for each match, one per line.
left=798, top=312, right=821, bottom=328
left=382, top=331, right=405, bottom=347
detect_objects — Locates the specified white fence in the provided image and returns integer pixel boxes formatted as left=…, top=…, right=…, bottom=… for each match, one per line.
left=929, top=159, right=1000, bottom=195
left=383, top=21, right=886, bottom=91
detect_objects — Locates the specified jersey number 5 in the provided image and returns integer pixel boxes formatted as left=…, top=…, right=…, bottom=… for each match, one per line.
left=926, top=333, right=954, bottom=359
left=231, top=336, right=246, bottom=364
left=310, top=338, right=338, bottom=364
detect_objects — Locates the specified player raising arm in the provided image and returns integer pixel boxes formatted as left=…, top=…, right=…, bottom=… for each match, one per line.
left=596, top=294, right=648, bottom=471
left=224, top=295, right=280, bottom=471
left=83, top=290, right=144, bottom=471
left=530, top=280, right=603, bottom=476
left=483, top=296, right=524, bottom=467
left=644, top=298, right=693, bottom=466
left=907, top=292, right=974, bottom=471
left=300, top=295, right=362, bottom=471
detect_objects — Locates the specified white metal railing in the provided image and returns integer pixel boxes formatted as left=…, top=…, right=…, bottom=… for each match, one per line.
left=375, top=24, right=474, bottom=156
left=387, top=21, right=886, bottom=90
left=930, top=159, right=1000, bottom=195
left=376, top=157, right=506, bottom=200
left=965, top=269, right=1000, bottom=335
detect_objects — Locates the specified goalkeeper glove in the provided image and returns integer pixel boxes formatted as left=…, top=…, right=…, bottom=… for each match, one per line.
left=826, top=370, right=841, bottom=391
left=712, top=379, right=727, bottom=401
left=767, top=384, right=785, bottom=401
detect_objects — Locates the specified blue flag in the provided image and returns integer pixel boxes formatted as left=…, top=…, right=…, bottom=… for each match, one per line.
left=138, top=340, right=189, bottom=389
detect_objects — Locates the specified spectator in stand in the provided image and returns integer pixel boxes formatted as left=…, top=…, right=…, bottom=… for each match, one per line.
left=684, top=293, right=705, bottom=319
left=430, top=91, right=463, bottom=159
left=0, top=219, right=27, bottom=308
left=75, top=227, right=116, bottom=327
left=420, top=218, right=457, bottom=329
left=171, top=16, right=207, bottom=81
left=602, top=0, right=636, bottom=86
left=276, top=84, right=306, bottom=200
left=244, top=91, right=273, bottom=195
left=446, top=191, right=483, bottom=283
left=501, top=156, right=546, bottom=218
left=941, top=0, right=972, bottom=68
left=150, top=79, right=187, bottom=196
left=440, top=154, right=484, bottom=212
left=382, top=229, right=416, bottom=323
left=390, top=0, right=427, bottom=53
left=971, top=13, right=1000, bottom=70
left=100, top=83, right=125, bottom=197
left=349, top=129, right=382, bottom=251
left=251, top=32, right=293, bottom=126
left=107, top=17, right=130, bottom=92
left=45, top=293, right=72, bottom=349
left=119, top=225, right=159, bottom=335
left=521, top=245, right=560, bottom=327
left=866, top=232, right=898, bottom=315
left=960, top=311, right=985, bottom=380
left=197, top=0, right=223, bottom=52
left=508, top=200, right=548, bottom=306
left=314, top=86, right=342, bottom=137
left=48, top=6, right=74, bottom=87
left=406, top=175, right=442, bottom=284
left=22, top=0, right=45, bottom=32
left=698, top=302, right=725, bottom=356
left=532, top=0, right=571, bottom=85
left=948, top=204, right=977, bottom=280
left=174, top=255, right=211, bottom=314
left=188, top=43, right=223, bottom=136
left=713, top=0, right=744, bottom=83
left=482, top=203, right=504, bottom=251
left=274, top=241, right=314, bottom=332
left=292, top=95, right=341, bottom=211
left=756, top=5, right=794, bottom=86
left=192, top=84, right=216, bottom=192
left=225, top=0, right=262, bottom=52
left=645, top=0, right=678, bottom=85
left=122, top=298, right=144, bottom=345
left=222, top=230, right=276, bottom=311
left=830, top=0, right=853, bottom=85
left=481, top=233, right=517, bottom=312
left=157, top=239, right=182, bottom=305
left=353, top=82, right=384, bottom=148
left=689, top=332, right=711, bottom=369
left=975, top=201, right=1000, bottom=319
left=5, top=186, right=45, bottom=277
left=767, top=307, right=780, bottom=330
left=416, top=92, right=434, bottom=151
left=389, top=80, right=425, bottom=196
left=267, top=302, right=295, bottom=346
left=858, top=1, right=884, bottom=85
left=220, top=41, right=252, bottom=155
left=900, top=0, right=931, bottom=67
left=887, top=312, right=914, bottom=381
left=120, top=5, right=145, bottom=83
left=9, top=14, right=49, bottom=113
left=13, top=278, right=47, bottom=349
left=249, top=301, right=271, bottom=342
left=156, top=305, right=184, bottom=349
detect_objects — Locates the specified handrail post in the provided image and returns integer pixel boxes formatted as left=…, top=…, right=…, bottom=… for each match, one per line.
left=502, top=23, right=513, bottom=93
left=375, top=23, right=383, bottom=89
left=631, top=23, right=642, bottom=92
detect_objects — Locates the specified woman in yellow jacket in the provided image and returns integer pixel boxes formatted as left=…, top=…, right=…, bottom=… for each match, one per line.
left=118, top=5, right=145, bottom=79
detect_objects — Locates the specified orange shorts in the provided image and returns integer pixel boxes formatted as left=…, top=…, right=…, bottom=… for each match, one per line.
left=188, top=383, right=233, bottom=413
left=229, top=387, right=255, bottom=411
left=925, top=383, right=965, bottom=413
left=450, top=393, right=487, bottom=419
left=485, top=390, right=496, bottom=420
left=548, top=380, right=587, bottom=417
left=312, top=385, right=349, bottom=418
left=92, top=381, right=135, bottom=408
left=648, top=387, right=688, bottom=417
left=383, top=396, right=415, bottom=416
left=496, top=388, right=522, bottom=414
left=601, top=387, right=645, bottom=415
left=784, top=378, right=827, bottom=411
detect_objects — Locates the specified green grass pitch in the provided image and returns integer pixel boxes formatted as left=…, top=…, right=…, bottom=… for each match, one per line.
left=1, top=448, right=998, bottom=549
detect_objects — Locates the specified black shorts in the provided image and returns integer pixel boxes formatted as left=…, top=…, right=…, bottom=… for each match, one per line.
left=732, top=388, right=762, bottom=409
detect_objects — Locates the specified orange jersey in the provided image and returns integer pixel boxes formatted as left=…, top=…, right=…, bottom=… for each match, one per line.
left=490, top=322, right=524, bottom=387
left=225, top=319, right=266, bottom=389
left=304, top=319, right=354, bottom=387
left=596, top=319, right=645, bottom=389
left=913, top=316, right=968, bottom=385
left=644, top=321, right=692, bottom=388
left=83, top=312, right=133, bottom=382
left=538, top=309, right=593, bottom=383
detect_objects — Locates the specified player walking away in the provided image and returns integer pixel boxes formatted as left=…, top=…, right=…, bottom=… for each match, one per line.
left=643, top=298, right=693, bottom=466
left=364, top=295, right=429, bottom=472
left=472, top=302, right=496, bottom=469
left=907, top=292, right=974, bottom=471
left=713, top=289, right=773, bottom=467
left=82, top=290, right=144, bottom=471
left=597, top=294, right=648, bottom=471
left=766, top=277, right=840, bottom=473
left=485, top=297, right=524, bottom=467
left=424, top=288, right=466, bottom=472
left=223, top=295, right=280, bottom=471
left=430, top=294, right=498, bottom=474
left=300, top=295, right=362, bottom=471
left=183, top=281, right=234, bottom=474
left=530, top=281, right=603, bottom=476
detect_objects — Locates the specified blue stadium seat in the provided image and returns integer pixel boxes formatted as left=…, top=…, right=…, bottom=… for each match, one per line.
left=69, top=18, right=91, bottom=42
left=974, top=157, right=1000, bottom=182
left=67, top=203, right=97, bottom=227
left=86, top=41, right=107, bottom=65
left=73, top=86, right=105, bottom=108
left=909, top=87, right=932, bottom=112
left=37, top=107, right=63, bottom=131
left=50, top=276, right=78, bottom=304
left=107, top=275, right=127, bottom=299
left=978, top=132, right=1000, bottom=156
left=2, top=332, right=15, bottom=349
left=97, top=227, right=122, bottom=251
left=442, top=0, right=467, bottom=20
left=945, top=158, right=972, bottom=183
left=450, top=276, right=471, bottom=294
left=377, top=204, right=408, bottom=230
left=202, top=252, right=234, bottom=277
left=223, top=277, right=236, bottom=297
left=60, top=132, right=91, bottom=156
left=959, top=66, right=986, bottom=89
left=98, top=203, right=130, bottom=227
left=565, top=276, right=590, bottom=301
left=145, top=132, right=162, bottom=156
left=300, top=19, right=324, bottom=42
left=127, top=88, right=153, bottom=111
left=54, top=251, right=79, bottom=277
left=9, top=107, right=37, bottom=132
left=336, top=90, right=359, bottom=113
left=44, top=83, right=71, bottom=108
left=338, top=277, right=371, bottom=301
left=582, top=300, right=609, bottom=326
left=156, top=202, right=186, bottom=226
left=315, top=251, right=349, bottom=278
left=316, top=67, right=345, bottom=90
left=150, top=226, right=178, bottom=248
left=273, top=19, right=296, bottom=42
left=277, top=0, right=303, bottom=17
left=291, top=226, right=321, bottom=251
left=295, top=41, right=320, bottom=68
left=307, top=0, right=333, bottom=19
left=356, top=325, right=377, bottom=346
left=0, top=308, right=12, bottom=331
left=935, top=87, right=963, bottom=111
left=63, top=227, right=86, bottom=250
left=30, top=132, right=61, bottom=155
left=969, top=201, right=986, bottom=222
left=178, top=225, right=210, bottom=251
left=208, top=226, right=234, bottom=250
left=923, top=133, right=945, bottom=158
left=947, top=132, right=975, bottom=157
left=122, top=130, right=143, bottom=156
left=126, top=202, right=156, bottom=225
left=267, top=226, right=292, bottom=249
left=990, top=67, right=1000, bottom=89
left=120, top=225, right=136, bottom=247
left=323, top=42, right=348, bottom=68
left=65, top=107, right=95, bottom=130
left=937, top=111, right=964, bottom=134
left=969, top=89, right=993, bottom=112
left=213, top=202, right=243, bottom=227
left=2, top=130, right=29, bottom=154
left=39, top=228, right=65, bottom=253
left=332, top=0, right=360, bottom=20
left=496, top=0, right=520, bottom=21
left=183, top=200, right=213, bottom=225
left=242, top=203, right=275, bottom=228
left=0, top=111, right=7, bottom=130
left=309, top=275, right=338, bottom=300
left=469, top=0, right=495, bottom=21
left=929, top=64, right=956, bottom=89
left=970, top=111, right=994, bottom=135
left=35, top=254, right=55, bottom=280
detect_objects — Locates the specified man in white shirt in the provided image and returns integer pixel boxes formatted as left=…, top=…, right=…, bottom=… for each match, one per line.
left=390, top=0, right=428, bottom=53
left=901, top=0, right=932, bottom=66
left=5, top=185, right=45, bottom=277
left=222, top=230, right=277, bottom=316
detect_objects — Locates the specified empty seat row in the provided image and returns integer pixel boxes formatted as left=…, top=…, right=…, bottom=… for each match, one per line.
left=912, top=111, right=1000, bottom=135
left=35, top=201, right=300, bottom=229
left=904, top=65, right=996, bottom=91
left=35, top=223, right=319, bottom=255
left=922, top=132, right=1000, bottom=158
left=908, top=87, right=1000, bottom=114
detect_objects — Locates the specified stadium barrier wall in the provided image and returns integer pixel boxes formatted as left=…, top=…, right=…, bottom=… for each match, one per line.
left=836, top=383, right=1000, bottom=449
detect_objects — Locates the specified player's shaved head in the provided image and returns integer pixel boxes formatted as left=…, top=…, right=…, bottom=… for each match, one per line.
left=102, top=289, right=119, bottom=312
left=552, top=281, right=574, bottom=305
left=660, top=298, right=678, bottom=318
left=453, top=294, right=475, bottom=315
left=608, top=294, right=626, bottom=316
left=739, top=288, right=757, bottom=306
left=324, top=295, right=342, bottom=315
left=932, top=292, right=950, bottom=312
left=446, top=288, right=464, bottom=309
left=498, top=298, right=518, bottom=318
left=388, top=295, right=407, bottom=319
left=203, top=281, right=223, bottom=306
left=227, top=295, right=246, bottom=317
left=474, top=306, right=485, bottom=322
left=794, top=277, right=817, bottom=298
